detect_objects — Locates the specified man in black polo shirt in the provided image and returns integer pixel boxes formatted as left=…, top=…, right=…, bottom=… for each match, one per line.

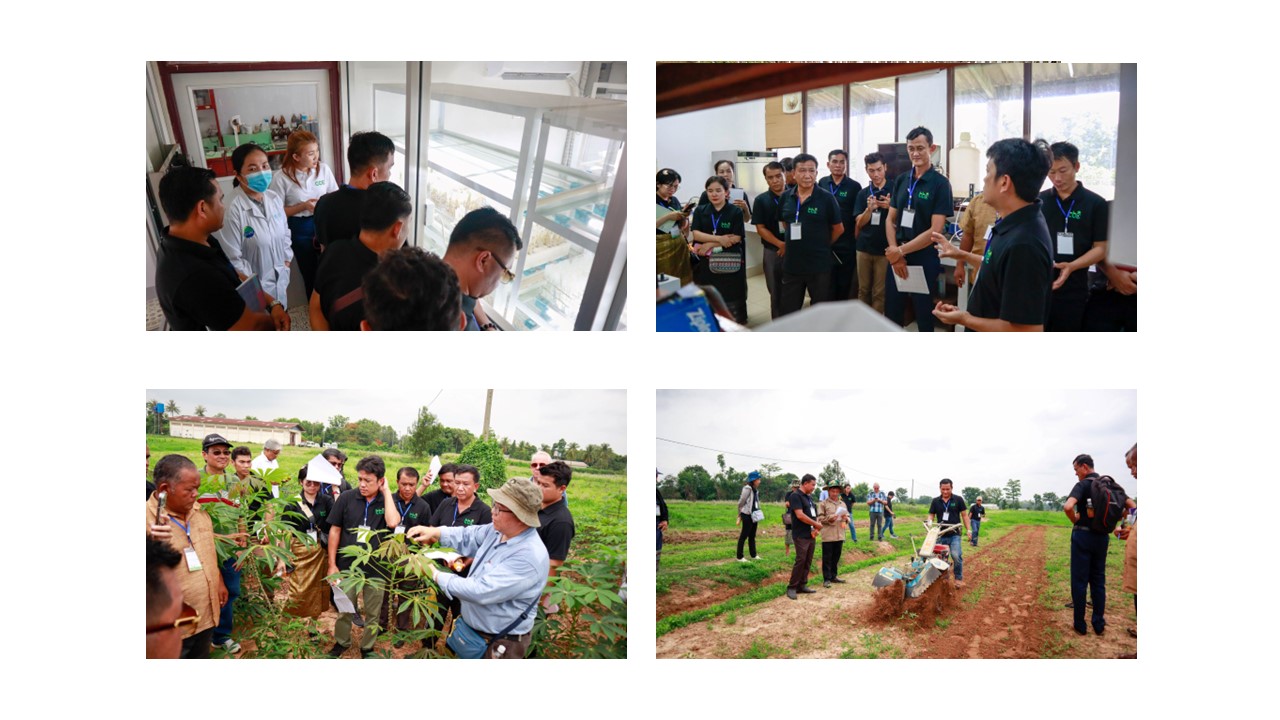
left=534, top=461, right=575, bottom=612
left=1040, top=142, right=1110, bottom=332
left=383, top=466, right=433, bottom=638
left=427, top=464, right=492, bottom=630
left=422, top=463, right=455, bottom=517
left=885, top=127, right=953, bottom=332
left=310, top=181, right=410, bottom=331
left=326, top=455, right=402, bottom=658
left=853, top=152, right=892, bottom=314
left=154, top=164, right=288, bottom=331
left=753, top=161, right=789, bottom=320
left=819, top=149, right=863, bottom=302
left=933, top=138, right=1054, bottom=331
left=1062, top=454, right=1110, bottom=636
left=779, top=154, right=844, bottom=316
left=442, top=207, right=524, bottom=331
left=785, top=474, right=821, bottom=600
left=929, top=479, right=968, bottom=587
left=313, top=131, right=395, bottom=252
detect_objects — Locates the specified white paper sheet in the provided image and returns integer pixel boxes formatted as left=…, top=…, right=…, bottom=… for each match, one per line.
left=892, top=266, right=930, bottom=294
left=303, top=453, right=344, bottom=486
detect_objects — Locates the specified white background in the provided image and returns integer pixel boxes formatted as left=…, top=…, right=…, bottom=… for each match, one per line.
left=2, top=0, right=1272, bottom=715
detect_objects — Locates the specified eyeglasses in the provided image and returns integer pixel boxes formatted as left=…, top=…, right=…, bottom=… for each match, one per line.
left=491, top=252, right=515, bottom=284
left=492, top=503, right=510, bottom=516
left=146, top=602, right=201, bottom=635
left=531, top=462, right=547, bottom=469
left=206, top=449, right=231, bottom=457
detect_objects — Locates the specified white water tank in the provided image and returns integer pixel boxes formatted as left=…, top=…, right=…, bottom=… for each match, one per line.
left=949, top=132, right=980, bottom=199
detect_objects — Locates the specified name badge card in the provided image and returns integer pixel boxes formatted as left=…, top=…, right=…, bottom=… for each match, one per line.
left=790, top=222, right=803, bottom=241
left=941, top=511, right=950, bottom=522
left=307, top=530, right=318, bottom=542
left=902, top=209, right=916, bottom=227
left=395, top=526, right=406, bottom=535
left=1057, top=232, right=1074, bottom=256
left=984, top=225, right=994, bottom=242
left=871, top=210, right=881, bottom=226
left=184, top=547, right=203, bottom=572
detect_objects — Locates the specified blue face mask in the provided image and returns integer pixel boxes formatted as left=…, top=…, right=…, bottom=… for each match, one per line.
left=246, top=170, right=272, bottom=193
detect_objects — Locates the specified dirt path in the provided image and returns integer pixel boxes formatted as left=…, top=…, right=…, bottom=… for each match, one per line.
left=655, top=525, right=1137, bottom=659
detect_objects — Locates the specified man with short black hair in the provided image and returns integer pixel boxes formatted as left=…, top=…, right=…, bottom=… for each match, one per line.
left=929, top=479, right=968, bottom=587
left=1040, top=141, right=1111, bottom=332
left=785, top=474, right=821, bottom=600
left=534, top=461, right=575, bottom=611
left=146, top=536, right=186, bottom=659
left=885, top=127, right=954, bottom=331
left=422, top=463, right=456, bottom=516
left=360, top=246, right=464, bottom=330
left=780, top=157, right=796, bottom=191
left=155, top=164, right=288, bottom=331
left=311, top=181, right=412, bottom=331
left=819, top=149, right=863, bottom=301
left=383, top=465, right=433, bottom=637
left=779, top=154, right=845, bottom=315
left=853, top=152, right=892, bottom=314
left=969, top=496, right=986, bottom=546
left=934, top=138, right=1054, bottom=331
left=314, top=130, right=396, bottom=252
left=326, top=455, right=402, bottom=658
left=147, top=455, right=226, bottom=658
left=883, top=491, right=898, bottom=539
left=442, top=207, right=524, bottom=331
left=753, top=161, right=789, bottom=319
left=407, top=478, right=550, bottom=659
left=1062, top=454, right=1109, bottom=635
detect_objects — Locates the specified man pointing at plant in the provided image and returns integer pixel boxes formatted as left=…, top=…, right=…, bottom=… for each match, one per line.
left=407, top=477, right=549, bottom=658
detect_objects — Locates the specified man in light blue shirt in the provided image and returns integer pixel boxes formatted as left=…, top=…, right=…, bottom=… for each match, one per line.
left=408, top=477, right=549, bottom=658
left=867, top=483, right=888, bottom=541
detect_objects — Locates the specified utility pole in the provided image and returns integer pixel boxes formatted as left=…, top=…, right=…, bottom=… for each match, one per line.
left=910, top=478, right=914, bottom=505
left=482, top=389, right=493, bottom=439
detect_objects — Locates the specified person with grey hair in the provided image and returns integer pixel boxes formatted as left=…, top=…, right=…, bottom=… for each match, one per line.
left=407, top=477, right=550, bottom=658
left=1117, top=444, right=1138, bottom=651
left=252, top=438, right=283, bottom=472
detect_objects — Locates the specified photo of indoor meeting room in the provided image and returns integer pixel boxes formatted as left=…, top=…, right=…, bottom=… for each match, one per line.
left=146, top=61, right=627, bottom=332
left=656, top=62, right=1136, bottom=332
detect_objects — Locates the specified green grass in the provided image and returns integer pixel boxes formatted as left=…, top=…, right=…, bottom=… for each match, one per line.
left=740, top=639, right=789, bottom=659
left=934, top=618, right=951, bottom=630
left=839, top=633, right=903, bottom=659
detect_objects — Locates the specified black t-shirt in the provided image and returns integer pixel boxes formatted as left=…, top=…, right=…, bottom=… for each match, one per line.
left=392, top=494, right=433, bottom=531
left=422, top=489, right=451, bottom=517
left=890, top=167, right=953, bottom=256
left=788, top=490, right=816, bottom=528
left=853, top=183, right=892, bottom=255
left=329, top=489, right=392, bottom=574
left=1039, top=183, right=1109, bottom=300
left=884, top=497, right=894, bottom=516
left=1068, top=474, right=1099, bottom=529
left=752, top=189, right=787, bottom=251
left=970, top=503, right=985, bottom=521
left=690, top=202, right=747, bottom=302
left=155, top=230, right=247, bottom=331
left=929, top=494, right=967, bottom=537
left=698, top=187, right=751, bottom=218
left=968, top=202, right=1054, bottom=327
left=537, top=498, right=576, bottom=562
left=314, top=185, right=364, bottom=250
left=313, top=237, right=379, bottom=331
left=283, top=492, right=334, bottom=536
left=428, top=497, right=492, bottom=529
left=780, top=187, right=843, bottom=275
left=818, top=175, right=863, bottom=252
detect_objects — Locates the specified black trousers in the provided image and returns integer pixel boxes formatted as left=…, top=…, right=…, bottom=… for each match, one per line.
left=821, top=540, right=844, bottom=581
left=830, top=248, right=857, bottom=301
left=180, top=628, right=213, bottom=659
left=1048, top=292, right=1088, bottom=332
left=779, top=271, right=831, bottom=315
left=789, top=533, right=815, bottom=590
left=736, top=513, right=758, bottom=559
left=1084, top=289, right=1136, bottom=331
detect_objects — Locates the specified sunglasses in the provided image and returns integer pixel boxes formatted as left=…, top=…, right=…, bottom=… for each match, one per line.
left=146, top=602, right=200, bottom=635
left=531, top=462, right=547, bottom=469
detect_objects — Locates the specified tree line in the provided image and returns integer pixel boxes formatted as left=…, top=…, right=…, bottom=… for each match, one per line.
left=145, top=401, right=625, bottom=471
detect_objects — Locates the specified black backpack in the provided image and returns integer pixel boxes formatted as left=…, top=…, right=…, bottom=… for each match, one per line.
left=1088, top=475, right=1129, bottom=534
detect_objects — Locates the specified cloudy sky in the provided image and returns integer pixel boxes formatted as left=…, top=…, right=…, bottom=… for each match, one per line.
left=147, top=389, right=627, bottom=453
left=657, top=389, right=1136, bottom=500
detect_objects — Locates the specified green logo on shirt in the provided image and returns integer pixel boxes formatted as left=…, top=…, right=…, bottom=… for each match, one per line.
left=984, top=247, right=992, bottom=264
left=463, top=518, right=475, bottom=526
left=917, top=191, right=930, bottom=200
left=720, top=221, right=731, bottom=229
left=838, top=191, right=848, bottom=198
left=1069, top=209, right=1082, bottom=220
left=375, top=508, right=384, bottom=515
left=806, top=207, right=818, bottom=215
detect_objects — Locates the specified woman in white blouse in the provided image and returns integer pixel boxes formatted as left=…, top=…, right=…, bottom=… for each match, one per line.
left=217, top=143, right=293, bottom=309
left=269, top=130, right=338, bottom=297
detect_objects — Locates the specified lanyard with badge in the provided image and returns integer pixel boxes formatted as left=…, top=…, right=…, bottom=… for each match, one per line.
left=790, top=195, right=805, bottom=241
left=395, top=497, right=413, bottom=534
left=357, top=498, right=375, bottom=541
left=297, top=498, right=319, bottom=543
left=709, top=208, right=723, bottom=236
left=939, top=498, right=952, bottom=522
left=169, top=517, right=204, bottom=572
left=901, top=172, right=923, bottom=229
left=982, top=217, right=1002, bottom=265
left=773, top=193, right=786, bottom=236
left=870, top=185, right=884, bottom=226
left=1055, top=196, right=1076, bottom=256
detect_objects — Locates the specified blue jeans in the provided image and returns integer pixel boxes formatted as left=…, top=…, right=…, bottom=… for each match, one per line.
left=1070, top=529, right=1109, bottom=632
left=868, top=512, right=883, bottom=540
left=214, top=557, right=241, bottom=644
left=883, top=514, right=896, bottom=537
left=848, top=519, right=857, bottom=542
left=940, top=534, right=963, bottom=581
left=884, top=249, right=942, bottom=332
left=970, top=518, right=981, bottom=545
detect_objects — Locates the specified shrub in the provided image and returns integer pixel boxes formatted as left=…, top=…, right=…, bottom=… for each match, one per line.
left=457, top=436, right=510, bottom=494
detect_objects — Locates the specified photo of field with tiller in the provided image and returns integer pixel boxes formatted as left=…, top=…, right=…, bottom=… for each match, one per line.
left=656, top=501, right=1136, bottom=659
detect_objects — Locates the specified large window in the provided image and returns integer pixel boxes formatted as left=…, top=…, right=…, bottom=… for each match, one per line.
left=1032, top=63, right=1121, bottom=199
left=848, top=77, right=896, bottom=186
left=952, top=63, right=1024, bottom=195
left=804, top=85, right=844, bottom=162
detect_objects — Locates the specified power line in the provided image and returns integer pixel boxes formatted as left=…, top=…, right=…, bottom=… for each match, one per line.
left=657, top=437, right=908, bottom=484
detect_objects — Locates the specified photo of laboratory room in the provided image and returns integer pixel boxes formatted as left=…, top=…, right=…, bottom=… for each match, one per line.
left=146, top=61, right=626, bottom=331
left=656, top=62, right=1135, bottom=332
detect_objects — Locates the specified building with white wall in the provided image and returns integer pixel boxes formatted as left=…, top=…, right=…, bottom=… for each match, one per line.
left=169, top=416, right=303, bottom=447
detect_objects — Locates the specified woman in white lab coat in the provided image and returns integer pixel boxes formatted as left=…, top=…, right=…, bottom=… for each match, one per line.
left=269, top=130, right=338, bottom=298
left=217, top=143, right=293, bottom=308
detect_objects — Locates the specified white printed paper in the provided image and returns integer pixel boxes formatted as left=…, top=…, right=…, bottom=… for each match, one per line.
left=892, top=266, right=930, bottom=294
